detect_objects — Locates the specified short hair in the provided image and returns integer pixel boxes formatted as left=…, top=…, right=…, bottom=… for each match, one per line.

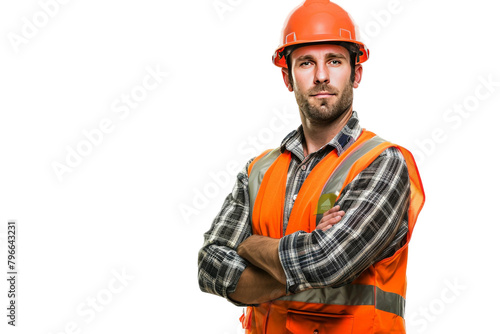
left=284, top=42, right=360, bottom=86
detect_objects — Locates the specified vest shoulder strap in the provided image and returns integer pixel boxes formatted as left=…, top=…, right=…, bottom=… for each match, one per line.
left=315, top=135, right=390, bottom=221
left=248, top=148, right=281, bottom=214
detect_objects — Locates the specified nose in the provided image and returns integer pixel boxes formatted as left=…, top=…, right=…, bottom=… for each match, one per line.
left=314, top=62, right=330, bottom=85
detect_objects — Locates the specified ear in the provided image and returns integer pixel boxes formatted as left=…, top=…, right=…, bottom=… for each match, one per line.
left=282, top=68, right=293, bottom=92
left=353, top=64, right=363, bottom=89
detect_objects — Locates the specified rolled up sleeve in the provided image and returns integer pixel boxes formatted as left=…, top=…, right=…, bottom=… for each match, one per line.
left=197, top=160, right=254, bottom=304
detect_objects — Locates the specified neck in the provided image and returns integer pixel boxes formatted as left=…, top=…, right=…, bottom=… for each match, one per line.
left=300, top=107, right=353, bottom=157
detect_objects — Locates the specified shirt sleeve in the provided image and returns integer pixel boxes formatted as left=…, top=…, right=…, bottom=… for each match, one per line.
left=197, top=159, right=254, bottom=305
left=278, top=147, right=411, bottom=293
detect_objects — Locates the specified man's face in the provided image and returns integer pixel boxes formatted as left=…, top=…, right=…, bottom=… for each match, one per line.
left=287, top=44, right=359, bottom=126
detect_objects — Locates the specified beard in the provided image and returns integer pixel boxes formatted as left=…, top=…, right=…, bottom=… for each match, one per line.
left=294, top=79, right=353, bottom=125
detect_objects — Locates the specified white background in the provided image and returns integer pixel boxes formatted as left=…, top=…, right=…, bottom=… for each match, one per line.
left=0, top=0, right=498, bottom=333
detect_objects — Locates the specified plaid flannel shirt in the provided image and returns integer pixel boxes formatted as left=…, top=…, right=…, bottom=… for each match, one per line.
left=198, top=111, right=410, bottom=304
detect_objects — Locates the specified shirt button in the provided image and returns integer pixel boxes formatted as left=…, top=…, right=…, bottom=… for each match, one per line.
left=292, top=194, right=297, bottom=201
left=301, top=165, right=306, bottom=171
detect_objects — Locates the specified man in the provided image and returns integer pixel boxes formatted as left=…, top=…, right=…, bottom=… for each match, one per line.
left=198, top=0, right=425, bottom=333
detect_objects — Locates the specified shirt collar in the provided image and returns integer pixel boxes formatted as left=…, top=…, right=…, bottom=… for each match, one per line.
left=280, top=111, right=363, bottom=160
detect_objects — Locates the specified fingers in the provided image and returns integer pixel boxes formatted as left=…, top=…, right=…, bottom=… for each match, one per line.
left=317, top=215, right=342, bottom=231
left=326, top=205, right=343, bottom=214
left=316, top=205, right=345, bottom=232
left=322, top=205, right=345, bottom=219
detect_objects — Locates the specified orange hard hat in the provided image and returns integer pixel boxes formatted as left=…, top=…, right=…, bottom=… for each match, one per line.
left=272, top=0, right=369, bottom=68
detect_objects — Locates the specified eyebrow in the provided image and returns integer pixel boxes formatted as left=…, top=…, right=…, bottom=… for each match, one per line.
left=295, top=52, right=347, bottom=63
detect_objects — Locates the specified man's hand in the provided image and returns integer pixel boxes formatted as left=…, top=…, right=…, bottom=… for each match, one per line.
left=237, top=235, right=287, bottom=285
left=316, top=205, right=345, bottom=232
left=228, top=264, right=286, bottom=305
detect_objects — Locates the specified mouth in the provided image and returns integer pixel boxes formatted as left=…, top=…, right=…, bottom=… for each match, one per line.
left=311, top=92, right=335, bottom=98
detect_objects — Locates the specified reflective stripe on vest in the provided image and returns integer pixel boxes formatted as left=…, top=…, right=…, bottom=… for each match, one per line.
left=278, top=284, right=405, bottom=318
left=248, top=148, right=281, bottom=215
left=315, top=135, right=387, bottom=223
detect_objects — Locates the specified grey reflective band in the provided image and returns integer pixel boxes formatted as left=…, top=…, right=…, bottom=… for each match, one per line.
left=375, top=287, right=406, bottom=318
left=278, top=284, right=405, bottom=318
left=316, top=136, right=387, bottom=224
left=248, top=148, right=281, bottom=214
left=278, top=284, right=374, bottom=305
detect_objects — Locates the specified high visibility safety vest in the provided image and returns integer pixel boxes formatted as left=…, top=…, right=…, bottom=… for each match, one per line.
left=239, top=130, right=425, bottom=334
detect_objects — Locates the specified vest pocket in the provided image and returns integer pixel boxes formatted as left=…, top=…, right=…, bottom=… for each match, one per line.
left=285, top=309, right=354, bottom=334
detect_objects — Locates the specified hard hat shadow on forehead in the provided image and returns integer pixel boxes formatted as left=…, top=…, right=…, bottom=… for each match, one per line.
left=272, top=0, right=369, bottom=68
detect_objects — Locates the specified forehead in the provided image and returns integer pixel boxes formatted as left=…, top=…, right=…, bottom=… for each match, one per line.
left=291, top=44, right=349, bottom=60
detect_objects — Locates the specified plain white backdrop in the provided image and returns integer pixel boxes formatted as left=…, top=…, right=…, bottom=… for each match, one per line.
left=0, top=0, right=498, bottom=333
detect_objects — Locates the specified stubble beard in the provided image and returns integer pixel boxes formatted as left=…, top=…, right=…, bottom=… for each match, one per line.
left=294, top=79, right=354, bottom=126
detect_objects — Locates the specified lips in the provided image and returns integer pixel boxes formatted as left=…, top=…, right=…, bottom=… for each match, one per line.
left=311, top=92, right=335, bottom=98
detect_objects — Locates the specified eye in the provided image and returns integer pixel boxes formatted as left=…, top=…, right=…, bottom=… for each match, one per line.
left=300, top=61, right=312, bottom=67
left=329, top=60, right=341, bottom=65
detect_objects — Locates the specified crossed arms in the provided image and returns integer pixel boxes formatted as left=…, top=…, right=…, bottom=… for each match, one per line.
left=229, top=206, right=345, bottom=304
left=198, top=147, right=410, bottom=306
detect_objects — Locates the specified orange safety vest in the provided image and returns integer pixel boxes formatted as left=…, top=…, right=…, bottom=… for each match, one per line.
left=240, top=130, right=425, bottom=334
